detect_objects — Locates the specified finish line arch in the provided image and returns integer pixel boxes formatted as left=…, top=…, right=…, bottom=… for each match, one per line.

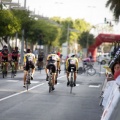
left=88, top=33, right=120, bottom=61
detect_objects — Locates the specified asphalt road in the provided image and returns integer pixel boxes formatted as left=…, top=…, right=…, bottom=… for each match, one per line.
left=0, top=63, right=106, bottom=120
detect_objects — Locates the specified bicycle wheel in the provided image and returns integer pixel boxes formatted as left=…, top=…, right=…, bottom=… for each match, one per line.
left=87, top=68, right=96, bottom=76
left=48, top=75, right=52, bottom=93
left=2, top=65, right=6, bottom=78
left=11, top=71, right=15, bottom=78
left=70, top=75, right=73, bottom=94
left=26, top=79, right=30, bottom=91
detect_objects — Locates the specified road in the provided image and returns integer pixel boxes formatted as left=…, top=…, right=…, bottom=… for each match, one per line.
left=0, top=63, right=105, bottom=120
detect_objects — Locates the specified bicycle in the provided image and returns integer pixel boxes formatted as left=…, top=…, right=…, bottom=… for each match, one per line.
left=10, top=60, right=16, bottom=78
left=26, top=64, right=32, bottom=91
left=78, top=62, right=96, bottom=76
left=69, top=67, right=75, bottom=94
left=48, top=66, right=54, bottom=93
left=1, top=60, right=7, bottom=78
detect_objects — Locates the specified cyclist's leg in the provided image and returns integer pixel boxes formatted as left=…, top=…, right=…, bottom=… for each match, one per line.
left=66, top=66, right=70, bottom=86
left=45, top=64, right=49, bottom=81
left=5, top=62, right=8, bottom=74
left=73, top=65, right=77, bottom=86
left=23, top=65, right=28, bottom=87
left=52, top=65, right=56, bottom=90
left=23, top=71, right=27, bottom=87
left=31, top=63, right=35, bottom=80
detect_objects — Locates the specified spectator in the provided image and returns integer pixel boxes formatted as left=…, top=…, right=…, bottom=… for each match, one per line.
left=107, top=61, right=120, bottom=81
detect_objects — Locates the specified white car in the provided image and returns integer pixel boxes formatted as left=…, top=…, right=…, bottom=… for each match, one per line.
left=97, top=53, right=111, bottom=65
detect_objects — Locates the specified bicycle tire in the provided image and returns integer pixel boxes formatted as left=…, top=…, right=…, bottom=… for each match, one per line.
left=70, top=73, right=73, bottom=94
left=48, top=74, right=52, bottom=93
left=2, top=72, right=4, bottom=78
left=11, top=71, right=15, bottom=78
left=2, top=65, right=6, bottom=78
left=87, top=68, right=96, bottom=76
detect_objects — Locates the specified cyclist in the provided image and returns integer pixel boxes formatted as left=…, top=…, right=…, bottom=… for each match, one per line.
left=66, top=54, right=79, bottom=86
left=0, top=45, right=9, bottom=74
left=9, top=47, right=20, bottom=74
left=45, top=52, right=61, bottom=90
left=23, top=48, right=36, bottom=87
left=37, top=52, right=44, bottom=70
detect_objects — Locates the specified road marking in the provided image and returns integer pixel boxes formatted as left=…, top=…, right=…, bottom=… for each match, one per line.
left=0, top=83, right=44, bottom=102
left=6, top=80, right=18, bottom=82
left=89, top=85, right=100, bottom=88
left=0, top=75, right=66, bottom=102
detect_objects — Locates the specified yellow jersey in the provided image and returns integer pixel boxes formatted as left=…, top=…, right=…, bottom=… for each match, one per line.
left=24, top=53, right=36, bottom=63
left=66, top=57, right=79, bottom=70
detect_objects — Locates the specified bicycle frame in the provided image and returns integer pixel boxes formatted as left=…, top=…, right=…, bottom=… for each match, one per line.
left=48, top=66, right=53, bottom=93
left=26, top=65, right=32, bottom=91
left=1, top=61, right=7, bottom=78
left=11, top=60, right=15, bottom=78
left=70, top=67, right=74, bottom=94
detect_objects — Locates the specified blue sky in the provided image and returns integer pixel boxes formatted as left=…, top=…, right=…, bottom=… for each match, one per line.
left=12, top=0, right=114, bottom=25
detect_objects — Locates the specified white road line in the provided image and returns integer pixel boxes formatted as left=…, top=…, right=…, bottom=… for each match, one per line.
left=89, top=85, right=100, bottom=88
left=0, top=75, right=66, bottom=102
left=0, top=83, right=44, bottom=102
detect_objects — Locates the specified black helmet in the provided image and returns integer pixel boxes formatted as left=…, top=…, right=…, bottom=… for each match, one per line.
left=71, top=54, right=75, bottom=57
left=3, top=45, right=7, bottom=49
left=27, top=48, right=31, bottom=53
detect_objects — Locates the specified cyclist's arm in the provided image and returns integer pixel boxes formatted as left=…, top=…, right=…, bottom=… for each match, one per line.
left=66, top=59, right=68, bottom=70
left=76, top=58, right=79, bottom=70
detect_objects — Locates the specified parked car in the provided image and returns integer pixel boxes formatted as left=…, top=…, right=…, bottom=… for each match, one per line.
left=97, top=53, right=111, bottom=65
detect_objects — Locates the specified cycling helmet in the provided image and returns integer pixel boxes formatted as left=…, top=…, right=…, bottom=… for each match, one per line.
left=71, top=54, right=75, bottom=57
left=26, top=48, right=31, bottom=53
left=3, top=45, right=8, bottom=49
left=15, top=46, right=18, bottom=50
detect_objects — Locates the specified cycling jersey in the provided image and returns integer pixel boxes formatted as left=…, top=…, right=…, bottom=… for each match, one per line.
left=47, top=54, right=60, bottom=63
left=66, top=57, right=79, bottom=72
left=24, top=53, right=36, bottom=71
left=46, top=54, right=60, bottom=73
left=9, top=50, right=20, bottom=62
left=0, top=49, right=9, bottom=62
left=24, top=53, right=36, bottom=63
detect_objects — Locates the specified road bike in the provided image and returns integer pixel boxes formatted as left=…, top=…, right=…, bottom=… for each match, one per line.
left=69, top=67, right=75, bottom=94
left=48, top=65, right=54, bottom=93
left=1, top=60, right=7, bottom=78
left=78, top=62, right=96, bottom=76
left=26, top=65, right=32, bottom=91
left=11, top=60, right=16, bottom=78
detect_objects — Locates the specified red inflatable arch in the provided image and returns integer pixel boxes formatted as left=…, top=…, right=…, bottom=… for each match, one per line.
left=88, top=33, right=120, bottom=61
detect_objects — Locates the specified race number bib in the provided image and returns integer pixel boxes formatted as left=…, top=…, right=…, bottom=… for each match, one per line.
left=26, top=55, right=33, bottom=61
left=51, top=55, right=57, bottom=60
left=70, top=59, right=76, bottom=64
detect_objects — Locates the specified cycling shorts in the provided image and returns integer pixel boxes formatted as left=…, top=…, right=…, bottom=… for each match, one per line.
left=46, top=63, right=56, bottom=73
left=2, top=58, right=8, bottom=62
left=25, top=61, right=35, bottom=71
left=67, top=64, right=76, bottom=72
left=12, top=57, right=18, bottom=62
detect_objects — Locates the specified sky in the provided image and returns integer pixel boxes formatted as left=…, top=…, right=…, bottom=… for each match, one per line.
left=12, top=0, right=115, bottom=26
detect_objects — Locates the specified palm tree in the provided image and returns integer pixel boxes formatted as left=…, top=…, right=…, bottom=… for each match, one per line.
left=106, top=0, right=120, bottom=20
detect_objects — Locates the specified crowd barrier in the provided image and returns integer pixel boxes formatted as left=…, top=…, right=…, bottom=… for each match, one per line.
left=100, top=76, right=120, bottom=120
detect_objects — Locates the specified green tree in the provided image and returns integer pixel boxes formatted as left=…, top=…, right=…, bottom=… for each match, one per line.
left=78, top=31, right=95, bottom=48
left=0, top=10, right=20, bottom=45
left=106, top=0, right=120, bottom=20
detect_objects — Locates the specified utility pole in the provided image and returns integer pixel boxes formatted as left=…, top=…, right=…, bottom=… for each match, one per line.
left=20, top=0, right=26, bottom=64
